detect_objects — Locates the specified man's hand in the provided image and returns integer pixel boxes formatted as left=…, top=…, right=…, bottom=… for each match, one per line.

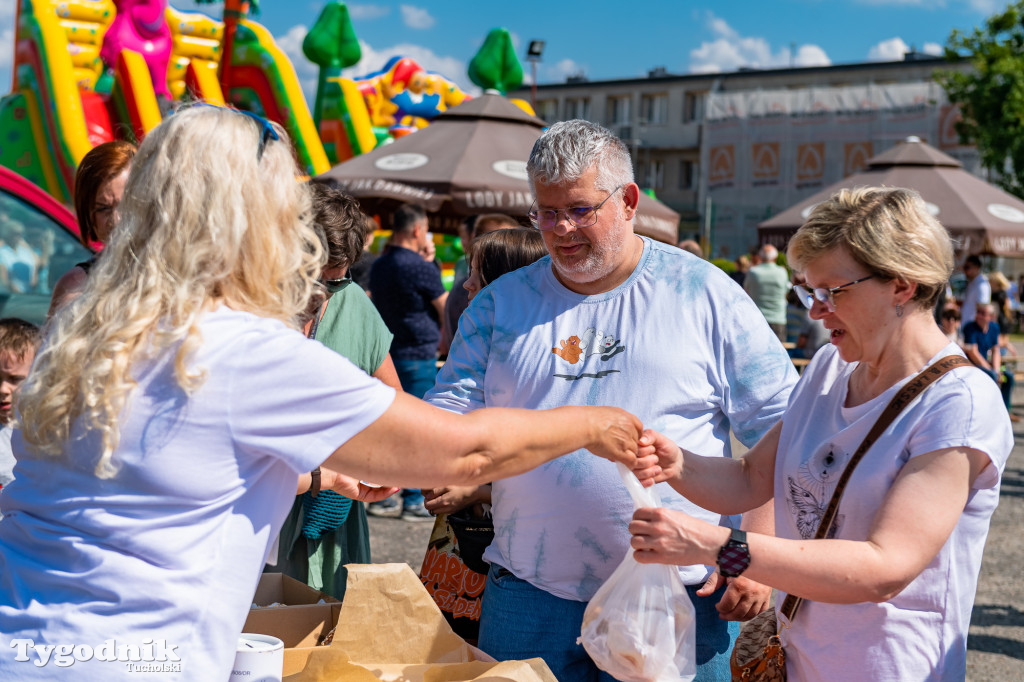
left=698, top=571, right=772, bottom=621
left=628, top=429, right=683, bottom=487
left=423, top=484, right=491, bottom=515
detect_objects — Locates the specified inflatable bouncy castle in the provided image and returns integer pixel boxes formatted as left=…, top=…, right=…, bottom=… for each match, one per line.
left=1, top=0, right=329, bottom=202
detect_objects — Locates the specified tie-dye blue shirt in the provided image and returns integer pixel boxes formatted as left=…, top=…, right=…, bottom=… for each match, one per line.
left=426, top=238, right=797, bottom=600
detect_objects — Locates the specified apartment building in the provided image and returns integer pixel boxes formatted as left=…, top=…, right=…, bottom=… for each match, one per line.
left=510, top=54, right=975, bottom=257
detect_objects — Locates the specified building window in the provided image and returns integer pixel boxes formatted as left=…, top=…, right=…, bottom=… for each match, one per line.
left=641, top=160, right=664, bottom=189
left=535, top=99, right=558, bottom=122
left=683, top=91, right=705, bottom=123
left=641, top=93, right=668, bottom=125
left=565, top=97, right=590, bottom=120
left=607, top=95, right=631, bottom=125
left=679, top=160, right=696, bottom=189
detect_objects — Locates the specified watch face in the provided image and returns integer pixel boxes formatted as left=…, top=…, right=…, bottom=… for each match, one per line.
left=718, top=536, right=751, bottom=577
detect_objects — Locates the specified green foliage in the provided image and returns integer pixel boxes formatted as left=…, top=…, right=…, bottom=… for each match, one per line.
left=303, top=2, right=361, bottom=69
left=468, top=28, right=523, bottom=94
left=711, top=258, right=736, bottom=274
left=936, top=1, right=1024, bottom=199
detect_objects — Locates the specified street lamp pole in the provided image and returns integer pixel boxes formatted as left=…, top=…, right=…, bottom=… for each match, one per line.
left=526, top=40, right=545, bottom=111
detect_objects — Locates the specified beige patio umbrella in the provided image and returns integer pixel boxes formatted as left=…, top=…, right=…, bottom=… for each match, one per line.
left=316, top=94, right=680, bottom=243
left=758, top=137, right=1024, bottom=256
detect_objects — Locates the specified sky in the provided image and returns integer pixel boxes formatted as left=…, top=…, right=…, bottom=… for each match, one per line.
left=0, top=0, right=1008, bottom=106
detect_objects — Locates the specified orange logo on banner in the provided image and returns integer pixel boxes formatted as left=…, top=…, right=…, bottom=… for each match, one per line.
left=939, top=105, right=964, bottom=149
left=844, top=142, right=873, bottom=176
left=709, top=145, right=735, bottom=184
left=796, top=143, right=825, bottom=182
left=752, top=142, right=780, bottom=180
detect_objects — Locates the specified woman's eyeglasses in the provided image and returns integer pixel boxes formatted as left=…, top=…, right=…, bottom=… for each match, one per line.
left=528, top=185, right=623, bottom=231
left=191, top=103, right=280, bottom=161
left=793, top=275, right=874, bottom=312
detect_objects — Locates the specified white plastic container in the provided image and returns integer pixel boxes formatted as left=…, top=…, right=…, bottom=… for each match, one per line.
left=231, top=633, right=284, bottom=682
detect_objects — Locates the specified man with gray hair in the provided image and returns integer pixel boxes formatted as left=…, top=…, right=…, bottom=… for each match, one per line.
left=744, top=244, right=790, bottom=341
left=426, top=120, right=797, bottom=681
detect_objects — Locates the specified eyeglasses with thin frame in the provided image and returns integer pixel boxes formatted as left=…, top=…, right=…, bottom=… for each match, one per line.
left=192, top=103, right=280, bottom=161
left=528, top=185, right=624, bottom=231
left=793, top=275, right=874, bottom=312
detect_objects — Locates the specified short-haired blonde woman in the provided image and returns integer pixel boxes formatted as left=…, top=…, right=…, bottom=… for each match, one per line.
left=0, top=105, right=654, bottom=681
left=630, top=187, right=1012, bottom=681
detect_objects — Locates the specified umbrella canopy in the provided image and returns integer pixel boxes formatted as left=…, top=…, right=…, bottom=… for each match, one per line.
left=758, top=137, right=1024, bottom=256
left=316, top=94, right=680, bottom=243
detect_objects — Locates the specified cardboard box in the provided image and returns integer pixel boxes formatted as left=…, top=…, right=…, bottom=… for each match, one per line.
left=251, top=573, right=339, bottom=608
left=244, top=602, right=341, bottom=651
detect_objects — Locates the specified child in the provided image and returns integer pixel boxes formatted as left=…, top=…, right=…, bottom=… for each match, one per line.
left=462, top=227, right=547, bottom=302
left=0, top=318, right=41, bottom=491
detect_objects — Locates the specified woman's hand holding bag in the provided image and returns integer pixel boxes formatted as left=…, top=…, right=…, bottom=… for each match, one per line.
left=578, top=463, right=697, bottom=682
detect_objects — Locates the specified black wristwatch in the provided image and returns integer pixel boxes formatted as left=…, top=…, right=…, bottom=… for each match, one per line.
left=309, top=467, right=321, bottom=498
left=717, top=528, right=751, bottom=578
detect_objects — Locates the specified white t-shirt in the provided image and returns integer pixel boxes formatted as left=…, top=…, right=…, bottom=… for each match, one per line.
left=427, top=238, right=797, bottom=600
left=961, top=274, right=991, bottom=325
left=0, top=307, right=395, bottom=680
left=775, top=343, right=1012, bottom=682
left=0, top=426, right=13, bottom=489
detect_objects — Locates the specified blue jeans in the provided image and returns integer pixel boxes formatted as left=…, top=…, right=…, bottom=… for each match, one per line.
left=393, top=357, right=439, bottom=508
left=478, top=564, right=738, bottom=682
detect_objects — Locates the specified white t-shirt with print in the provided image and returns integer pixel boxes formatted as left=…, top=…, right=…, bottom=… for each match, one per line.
left=427, top=237, right=798, bottom=600
left=0, top=307, right=395, bottom=680
left=775, top=343, right=1012, bottom=682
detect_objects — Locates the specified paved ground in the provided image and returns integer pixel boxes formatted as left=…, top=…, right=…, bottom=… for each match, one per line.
left=367, top=408, right=1024, bottom=680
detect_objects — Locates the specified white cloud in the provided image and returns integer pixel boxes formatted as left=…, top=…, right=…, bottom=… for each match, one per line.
left=688, top=13, right=830, bottom=74
left=868, top=36, right=910, bottom=61
left=964, top=0, right=1002, bottom=13
left=923, top=42, right=944, bottom=55
left=400, top=5, right=436, bottom=30
left=347, top=4, right=391, bottom=20
left=545, top=58, right=585, bottom=83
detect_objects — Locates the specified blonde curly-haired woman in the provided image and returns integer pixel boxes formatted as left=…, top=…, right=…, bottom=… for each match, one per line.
left=0, top=105, right=654, bottom=681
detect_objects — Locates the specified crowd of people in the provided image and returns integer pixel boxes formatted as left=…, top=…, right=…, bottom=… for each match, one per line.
left=0, top=106, right=1012, bottom=682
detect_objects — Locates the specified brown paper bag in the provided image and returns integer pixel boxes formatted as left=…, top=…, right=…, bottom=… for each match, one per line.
left=284, top=564, right=556, bottom=682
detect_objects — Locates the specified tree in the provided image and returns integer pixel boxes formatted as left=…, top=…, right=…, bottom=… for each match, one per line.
left=937, top=1, right=1024, bottom=199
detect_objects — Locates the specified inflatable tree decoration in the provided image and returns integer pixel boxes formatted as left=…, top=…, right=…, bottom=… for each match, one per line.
left=303, top=2, right=362, bottom=128
left=468, top=28, right=523, bottom=95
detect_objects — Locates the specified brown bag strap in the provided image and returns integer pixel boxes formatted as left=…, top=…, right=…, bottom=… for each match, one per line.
left=778, top=354, right=972, bottom=622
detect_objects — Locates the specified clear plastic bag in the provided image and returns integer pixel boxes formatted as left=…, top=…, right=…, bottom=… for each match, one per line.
left=578, top=463, right=696, bottom=682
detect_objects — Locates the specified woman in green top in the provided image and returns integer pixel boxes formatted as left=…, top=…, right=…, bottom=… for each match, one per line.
left=273, top=182, right=401, bottom=599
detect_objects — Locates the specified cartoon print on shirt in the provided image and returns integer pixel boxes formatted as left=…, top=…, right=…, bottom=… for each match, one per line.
left=552, top=327, right=626, bottom=380
left=552, top=336, right=583, bottom=363
left=799, top=445, right=845, bottom=500
left=786, top=443, right=847, bottom=539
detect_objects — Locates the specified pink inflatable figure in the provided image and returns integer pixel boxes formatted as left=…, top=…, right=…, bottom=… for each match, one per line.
left=99, top=0, right=174, bottom=100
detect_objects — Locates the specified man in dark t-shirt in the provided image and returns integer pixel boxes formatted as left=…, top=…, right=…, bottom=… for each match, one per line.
left=368, top=203, right=448, bottom=519
left=964, top=302, right=1015, bottom=414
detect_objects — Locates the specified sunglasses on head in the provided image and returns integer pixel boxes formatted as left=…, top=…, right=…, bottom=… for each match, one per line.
left=320, top=271, right=353, bottom=295
left=191, top=103, right=280, bottom=162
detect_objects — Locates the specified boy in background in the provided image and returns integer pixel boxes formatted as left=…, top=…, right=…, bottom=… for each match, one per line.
left=0, top=318, right=41, bottom=491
